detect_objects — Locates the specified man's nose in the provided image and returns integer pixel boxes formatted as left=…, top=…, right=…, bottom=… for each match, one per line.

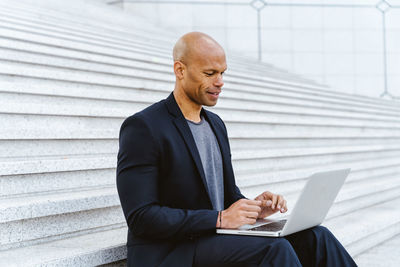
left=214, top=74, right=224, bottom=88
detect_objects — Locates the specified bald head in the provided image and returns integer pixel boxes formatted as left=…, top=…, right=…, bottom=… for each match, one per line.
left=173, top=32, right=225, bottom=65
left=172, top=32, right=227, bottom=113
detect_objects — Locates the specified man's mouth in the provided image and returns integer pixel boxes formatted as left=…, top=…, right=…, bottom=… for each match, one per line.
left=207, top=91, right=221, bottom=96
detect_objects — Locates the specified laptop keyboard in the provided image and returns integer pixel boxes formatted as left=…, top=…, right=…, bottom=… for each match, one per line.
left=249, top=220, right=287, bottom=232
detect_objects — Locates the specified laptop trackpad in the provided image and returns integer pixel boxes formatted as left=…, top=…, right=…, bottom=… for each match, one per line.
left=238, top=218, right=286, bottom=231
left=249, top=219, right=287, bottom=232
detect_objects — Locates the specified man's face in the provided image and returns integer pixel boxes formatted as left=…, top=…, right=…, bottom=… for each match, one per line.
left=181, top=49, right=227, bottom=107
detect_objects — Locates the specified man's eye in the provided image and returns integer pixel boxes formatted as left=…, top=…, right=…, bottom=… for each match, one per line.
left=205, top=73, right=213, bottom=76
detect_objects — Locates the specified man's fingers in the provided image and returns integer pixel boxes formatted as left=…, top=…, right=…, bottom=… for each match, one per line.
left=243, top=204, right=262, bottom=212
left=277, top=195, right=285, bottom=211
left=262, top=191, right=273, bottom=198
left=245, top=217, right=257, bottom=225
left=262, top=200, right=272, bottom=207
left=271, top=194, right=278, bottom=209
left=244, top=199, right=262, bottom=206
left=243, top=211, right=259, bottom=219
left=282, top=199, right=288, bottom=213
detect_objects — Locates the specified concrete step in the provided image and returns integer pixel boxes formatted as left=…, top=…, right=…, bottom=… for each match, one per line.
left=278, top=173, right=400, bottom=220
left=3, top=120, right=400, bottom=141
left=1, top=80, right=399, bottom=122
left=1, top=0, right=398, bottom=111
left=0, top=139, right=118, bottom=158
left=0, top=185, right=119, bottom=223
left=0, top=0, right=176, bottom=42
left=1, top=208, right=124, bottom=251
left=0, top=154, right=115, bottom=176
left=1, top=144, right=399, bottom=178
left=0, top=25, right=317, bottom=86
left=229, top=137, right=400, bottom=150
left=324, top=197, right=400, bottom=256
left=3, top=136, right=400, bottom=159
left=1, top=64, right=398, bottom=119
left=0, top=168, right=116, bottom=197
left=2, top=93, right=400, bottom=130
left=236, top=151, right=400, bottom=186
left=1, top=79, right=400, bottom=124
left=225, top=121, right=399, bottom=139
left=0, top=226, right=127, bottom=266
left=0, top=99, right=398, bottom=138
left=0, top=49, right=330, bottom=103
left=0, top=185, right=125, bottom=249
left=0, top=32, right=397, bottom=112
left=0, top=27, right=173, bottom=72
left=249, top=173, right=400, bottom=226
left=1, top=170, right=398, bottom=251
left=2, top=194, right=399, bottom=266
left=0, top=12, right=170, bottom=58
left=327, top=174, right=400, bottom=219
left=354, top=233, right=400, bottom=267
left=233, top=150, right=400, bottom=177
left=0, top=6, right=320, bottom=83
left=1, top=96, right=399, bottom=137
left=0, top=0, right=343, bottom=86
left=1, top=150, right=398, bottom=198
left=233, top=144, right=400, bottom=162
left=2, top=147, right=399, bottom=197
left=0, top=17, right=312, bottom=86
left=2, top=24, right=397, bottom=111
left=0, top=0, right=176, bottom=45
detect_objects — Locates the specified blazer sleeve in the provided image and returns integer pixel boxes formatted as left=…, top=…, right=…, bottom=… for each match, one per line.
left=116, top=114, right=218, bottom=240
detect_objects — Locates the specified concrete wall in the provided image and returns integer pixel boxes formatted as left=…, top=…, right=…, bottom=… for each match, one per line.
left=120, top=0, right=400, bottom=99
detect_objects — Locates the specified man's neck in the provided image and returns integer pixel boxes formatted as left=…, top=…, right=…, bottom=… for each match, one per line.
left=173, top=90, right=202, bottom=123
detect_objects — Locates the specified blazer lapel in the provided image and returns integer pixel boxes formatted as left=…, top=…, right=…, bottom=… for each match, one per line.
left=165, top=93, right=212, bottom=205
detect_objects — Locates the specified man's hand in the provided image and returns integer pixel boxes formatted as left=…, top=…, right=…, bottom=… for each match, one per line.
left=219, top=199, right=262, bottom=229
left=255, top=191, right=288, bottom=219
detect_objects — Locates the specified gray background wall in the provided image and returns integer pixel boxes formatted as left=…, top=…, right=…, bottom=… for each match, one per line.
left=116, top=0, right=400, bottom=99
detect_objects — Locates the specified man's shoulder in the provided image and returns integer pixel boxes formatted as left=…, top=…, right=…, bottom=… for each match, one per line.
left=122, top=98, right=168, bottom=128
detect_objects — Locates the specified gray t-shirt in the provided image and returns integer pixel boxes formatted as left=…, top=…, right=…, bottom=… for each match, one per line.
left=187, top=116, right=224, bottom=211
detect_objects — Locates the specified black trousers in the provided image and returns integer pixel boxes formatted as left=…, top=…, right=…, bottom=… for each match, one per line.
left=193, top=226, right=357, bottom=267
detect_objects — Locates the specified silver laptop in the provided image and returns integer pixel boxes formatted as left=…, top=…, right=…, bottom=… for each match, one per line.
left=217, top=168, right=350, bottom=237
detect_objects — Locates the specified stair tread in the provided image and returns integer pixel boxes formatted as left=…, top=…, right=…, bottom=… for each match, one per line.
left=0, top=226, right=127, bottom=267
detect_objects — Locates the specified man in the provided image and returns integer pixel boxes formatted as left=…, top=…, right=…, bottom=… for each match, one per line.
left=117, top=32, right=356, bottom=266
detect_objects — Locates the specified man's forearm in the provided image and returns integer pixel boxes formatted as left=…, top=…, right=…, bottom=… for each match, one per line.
left=127, top=204, right=219, bottom=239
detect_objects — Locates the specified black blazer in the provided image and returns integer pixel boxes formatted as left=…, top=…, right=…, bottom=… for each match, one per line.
left=116, top=92, right=245, bottom=266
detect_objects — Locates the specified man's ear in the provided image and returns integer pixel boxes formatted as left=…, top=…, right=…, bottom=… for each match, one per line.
left=174, top=61, right=185, bottom=80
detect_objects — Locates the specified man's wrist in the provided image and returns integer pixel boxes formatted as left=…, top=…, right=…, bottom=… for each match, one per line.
left=216, top=210, right=224, bottom=229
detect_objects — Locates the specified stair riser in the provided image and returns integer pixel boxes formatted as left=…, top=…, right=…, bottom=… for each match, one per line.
left=3, top=179, right=399, bottom=250
left=229, top=138, right=400, bottom=150
left=0, top=139, right=118, bottom=158
left=4, top=138, right=400, bottom=158
left=3, top=157, right=400, bottom=197
left=2, top=113, right=399, bottom=140
left=0, top=190, right=119, bottom=223
left=1, top=72, right=398, bottom=118
left=237, top=159, right=400, bottom=186
left=347, top=223, right=400, bottom=257
left=239, top=164, right=400, bottom=196
left=2, top=99, right=400, bottom=128
left=0, top=206, right=124, bottom=250
left=232, top=149, right=400, bottom=172
left=2, top=88, right=400, bottom=123
left=0, top=169, right=115, bottom=197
